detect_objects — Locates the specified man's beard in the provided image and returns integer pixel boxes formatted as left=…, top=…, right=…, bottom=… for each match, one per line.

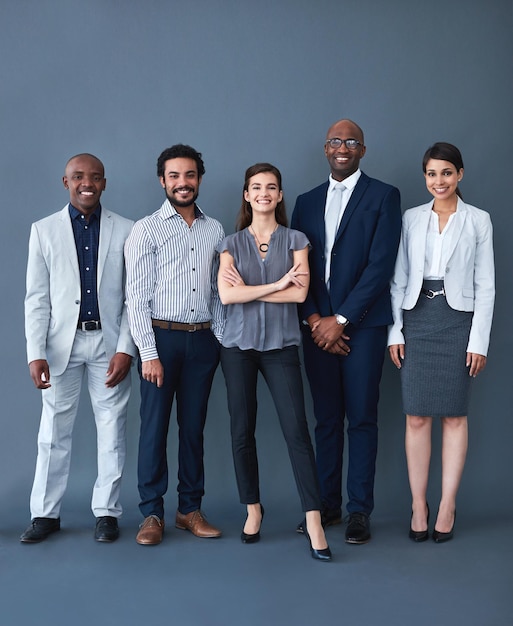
left=166, top=188, right=199, bottom=209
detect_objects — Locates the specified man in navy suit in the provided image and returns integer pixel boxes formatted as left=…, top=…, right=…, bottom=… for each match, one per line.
left=291, top=119, right=401, bottom=543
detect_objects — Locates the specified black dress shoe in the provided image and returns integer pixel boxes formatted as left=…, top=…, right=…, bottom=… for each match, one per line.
left=345, top=512, right=371, bottom=544
left=432, top=510, right=456, bottom=543
left=296, top=507, right=342, bottom=533
left=95, top=516, right=119, bottom=542
left=20, top=517, right=61, bottom=543
left=241, top=504, right=264, bottom=544
left=409, top=503, right=430, bottom=542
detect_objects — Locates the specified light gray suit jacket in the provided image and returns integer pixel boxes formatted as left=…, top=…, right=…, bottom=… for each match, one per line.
left=388, top=198, right=495, bottom=356
left=25, top=205, right=136, bottom=376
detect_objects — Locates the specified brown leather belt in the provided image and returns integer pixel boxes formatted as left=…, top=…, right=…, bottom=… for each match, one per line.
left=152, top=319, right=211, bottom=332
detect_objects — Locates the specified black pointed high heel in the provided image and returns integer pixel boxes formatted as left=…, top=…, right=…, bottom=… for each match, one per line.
left=432, top=510, right=456, bottom=543
left=409, top=503, right=430, bottom=542
left=241, top=504, right=264, bottom=544
left=302, top=519, right=332, bottom=562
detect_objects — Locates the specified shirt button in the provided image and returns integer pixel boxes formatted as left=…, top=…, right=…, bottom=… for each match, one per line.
left=86, top=267, right=90, bottom=271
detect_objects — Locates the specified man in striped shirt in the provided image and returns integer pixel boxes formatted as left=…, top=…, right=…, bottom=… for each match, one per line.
left=125, top=144, right=225, bottom=545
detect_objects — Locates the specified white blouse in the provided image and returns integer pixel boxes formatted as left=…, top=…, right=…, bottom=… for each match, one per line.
left=423, top=209, right=457, bottom=279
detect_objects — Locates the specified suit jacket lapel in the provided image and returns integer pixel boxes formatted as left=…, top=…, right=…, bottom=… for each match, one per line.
left=58, top=205, right=80, bottom=279
left=334, top=173, right=369, bottom=243
left=98, top=209, right=113, bottom=285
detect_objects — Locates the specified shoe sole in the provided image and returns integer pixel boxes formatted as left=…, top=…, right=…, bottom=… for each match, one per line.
left=345, top=536, right=371, bottom=544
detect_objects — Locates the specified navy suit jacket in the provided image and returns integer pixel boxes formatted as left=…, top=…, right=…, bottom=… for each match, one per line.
left=291, top=172, right=402, bottom=328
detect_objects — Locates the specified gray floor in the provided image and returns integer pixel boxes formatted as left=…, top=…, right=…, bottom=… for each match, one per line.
left=1, top=495, right=511, bottom=626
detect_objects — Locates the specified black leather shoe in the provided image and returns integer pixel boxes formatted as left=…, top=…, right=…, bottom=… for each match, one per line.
left=95, top=516, right=119, bottom=542
left=345, top=512, right=371, bottom=544
left=409, top=503, right=429, bottom=542
left=20, top=517, right=61, bottom=543
left=432, top=510, right=456, bottom=543
left=241, top=504, right=265, bottom=544
left=296, top=507, right=342, bottom=533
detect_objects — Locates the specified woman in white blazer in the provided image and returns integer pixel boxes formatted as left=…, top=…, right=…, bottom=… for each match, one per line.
left=388, top=143, right=494, bottom=543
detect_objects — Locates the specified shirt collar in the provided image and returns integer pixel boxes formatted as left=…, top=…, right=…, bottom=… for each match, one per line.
left=68, top=203, right=101, bottom=221
left=160, top=198, right=204, bottom=220
left=328, top=169, right=361, bottom=192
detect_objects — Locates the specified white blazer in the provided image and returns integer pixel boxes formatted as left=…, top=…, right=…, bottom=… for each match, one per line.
left=388, top=198, right=495, bottom=356
left=25, top=205, right=137, bottom=376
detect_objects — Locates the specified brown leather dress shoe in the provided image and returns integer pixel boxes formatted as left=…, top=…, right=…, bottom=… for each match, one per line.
left=136, top=515, right=165, bottom=545
left=175, top=510, right=222, bottom=538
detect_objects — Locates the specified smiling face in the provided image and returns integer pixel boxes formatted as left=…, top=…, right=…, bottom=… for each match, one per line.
left=424, top=159, right=463, bottom=202
left=324, top=119, right=366, bottom=181
left=160, top=157, right=201, bottom=209
left=63, top=154, right=106, bottom=215
left=244, top=171, right=283, bottom=217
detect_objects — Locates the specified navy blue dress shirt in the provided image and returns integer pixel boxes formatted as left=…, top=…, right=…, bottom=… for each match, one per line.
left=69, top=204, right=101, bottom=323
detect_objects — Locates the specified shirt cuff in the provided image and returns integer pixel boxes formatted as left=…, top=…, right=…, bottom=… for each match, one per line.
left=139, top=346, right=159, bottom=362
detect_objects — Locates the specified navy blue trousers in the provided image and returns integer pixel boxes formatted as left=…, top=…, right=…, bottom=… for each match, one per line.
left=220, top=345, right=322, bottom=512
left=137, top=327, right=220, bottom=518
left=301, top=325, right=387, bottom=515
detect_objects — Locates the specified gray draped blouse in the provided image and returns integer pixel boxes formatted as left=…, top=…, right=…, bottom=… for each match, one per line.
left=217, top=225, right=310, bottom=351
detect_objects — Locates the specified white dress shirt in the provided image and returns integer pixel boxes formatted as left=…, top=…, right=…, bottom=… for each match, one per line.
left=324, top=169, right=361, bottom=285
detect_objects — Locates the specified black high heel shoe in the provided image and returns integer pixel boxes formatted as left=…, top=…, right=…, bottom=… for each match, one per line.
left=409, top=503, right=430, bottom=542
left=302, top=519, right=332, bottom=562
left=241, top=504, right=264, bottom=544
left=432, top=510, right=456, bottom=543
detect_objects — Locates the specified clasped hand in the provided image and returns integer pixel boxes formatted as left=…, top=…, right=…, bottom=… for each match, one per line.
left=309, top=315, right=350, bottom=356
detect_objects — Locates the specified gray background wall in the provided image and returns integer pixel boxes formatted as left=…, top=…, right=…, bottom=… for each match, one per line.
left=1, top=0, right=512, bottom=523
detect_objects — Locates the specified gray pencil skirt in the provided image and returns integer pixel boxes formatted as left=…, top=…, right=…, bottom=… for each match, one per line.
left=401, top=280, right=473, bottom=418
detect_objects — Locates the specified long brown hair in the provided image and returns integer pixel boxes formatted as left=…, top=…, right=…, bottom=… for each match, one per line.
left=235, top=163, right=288, bottom=231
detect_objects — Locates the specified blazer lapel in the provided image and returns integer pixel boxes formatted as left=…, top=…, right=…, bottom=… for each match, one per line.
left=444, top=198, right=468, bottom=262
left=334, top=173, right=369, bottom=243
left=58, top=205, right=80, bottom=279
left=98, top=209, right=113, bottom=285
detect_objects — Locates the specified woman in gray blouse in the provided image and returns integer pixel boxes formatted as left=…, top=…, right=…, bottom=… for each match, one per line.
left=217, top=163, right=331, bottom=561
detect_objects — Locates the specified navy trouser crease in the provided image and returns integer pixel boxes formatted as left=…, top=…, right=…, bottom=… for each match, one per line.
left=302, top=326, right=387, bottom=515
left=138, top=327, right=220, bottom=519
left=221, top=345, right=321, bottom=512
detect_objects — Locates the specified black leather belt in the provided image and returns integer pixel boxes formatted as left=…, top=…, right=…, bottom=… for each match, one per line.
left=152, top=319, right=211, bottom=332
left=78, top=320, right=102, bottom=331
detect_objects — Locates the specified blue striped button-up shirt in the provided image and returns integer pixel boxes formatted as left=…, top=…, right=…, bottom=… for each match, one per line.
left=125, top=200, right=226, bottom=361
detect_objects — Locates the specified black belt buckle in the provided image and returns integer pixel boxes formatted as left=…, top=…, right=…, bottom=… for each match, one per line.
left=80, top=320, right=101, bottom=331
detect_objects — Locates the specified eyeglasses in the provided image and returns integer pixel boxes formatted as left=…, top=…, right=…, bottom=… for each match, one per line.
left=325, top=138, right=362, bottom=150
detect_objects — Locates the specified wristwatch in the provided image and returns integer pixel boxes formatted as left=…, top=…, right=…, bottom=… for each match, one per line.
left=335, top=314, right=348, bottom=326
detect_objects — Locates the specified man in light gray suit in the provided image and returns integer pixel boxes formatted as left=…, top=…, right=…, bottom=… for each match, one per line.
left=21, top=153, right=136, bottom=543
